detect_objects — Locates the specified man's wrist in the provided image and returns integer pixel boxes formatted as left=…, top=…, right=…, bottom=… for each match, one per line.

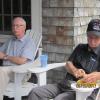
left=3, top=55, right=8, bottom=60
left=73, top=69, right=78, bottom=77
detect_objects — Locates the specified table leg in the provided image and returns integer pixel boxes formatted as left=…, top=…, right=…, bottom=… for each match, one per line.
left=76, top=91, right=92, bottom=100
left=36, top=72, right=47, bottom=86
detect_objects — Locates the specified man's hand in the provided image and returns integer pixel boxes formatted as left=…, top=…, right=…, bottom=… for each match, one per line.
left=82, top=72, right=100, bottom=83
left=74, top=69, right=86, bottom=79
left=66, top=61, right=86, bottom=79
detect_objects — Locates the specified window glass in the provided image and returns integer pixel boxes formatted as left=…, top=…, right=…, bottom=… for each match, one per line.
left=23, top=16, right=31, bottom=29
left=0, top=16, right=2, bottom=30
left=4, top=16, right=11, bottom=31
left=12, top=0, right=21, bottom=14
left=0, top=0, right=2, bottom=14
left=22, top=0, right=31, bottom=14
left=0, top=0, right=31, bottom=35
left=3, top=0, right=11, bottom=14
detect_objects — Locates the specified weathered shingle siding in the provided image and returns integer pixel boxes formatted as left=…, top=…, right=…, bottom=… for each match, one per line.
left=42, top=0, right=100, bottom=83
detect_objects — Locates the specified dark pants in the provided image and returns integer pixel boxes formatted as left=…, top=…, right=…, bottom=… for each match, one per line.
left=28, top=84, right=75, bottom=100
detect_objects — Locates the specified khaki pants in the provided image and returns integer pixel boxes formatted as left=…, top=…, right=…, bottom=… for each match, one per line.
left=0, top=67, right=12, bottom=100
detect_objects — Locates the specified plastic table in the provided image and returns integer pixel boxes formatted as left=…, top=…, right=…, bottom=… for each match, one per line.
left=71, top=83, right=98, bottom=100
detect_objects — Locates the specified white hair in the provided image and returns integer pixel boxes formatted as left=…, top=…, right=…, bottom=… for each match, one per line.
left=12, top=17, right=26, bottom=26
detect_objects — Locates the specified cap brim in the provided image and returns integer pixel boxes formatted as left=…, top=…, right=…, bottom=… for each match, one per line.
left=87, top=31, right=100, bottom=37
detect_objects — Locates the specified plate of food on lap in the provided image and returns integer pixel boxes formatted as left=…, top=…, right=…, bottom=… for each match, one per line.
left=71, top=79, right=99, bottom=92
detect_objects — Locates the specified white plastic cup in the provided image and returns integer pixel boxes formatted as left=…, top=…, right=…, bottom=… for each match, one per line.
left=40, top=54, right=48, bottom=67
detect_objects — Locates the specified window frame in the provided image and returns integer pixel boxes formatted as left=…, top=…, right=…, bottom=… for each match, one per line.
left=0, top=0, right=31, bottom=35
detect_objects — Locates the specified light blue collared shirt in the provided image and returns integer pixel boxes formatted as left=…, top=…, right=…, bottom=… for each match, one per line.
left=0, top=34, right=35, bottom=66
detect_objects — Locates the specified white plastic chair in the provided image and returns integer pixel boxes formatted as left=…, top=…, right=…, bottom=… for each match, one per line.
left=4, top=58, right=65, bottom=100
left=4, top=29, right=42, bottom=100
left=3, top=29, right=66, bottom=100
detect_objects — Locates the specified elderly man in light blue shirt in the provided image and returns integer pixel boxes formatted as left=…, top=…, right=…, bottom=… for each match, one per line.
left=0, top=34, right=34, bottom=66
left=0, top=17, right=34, bottom=100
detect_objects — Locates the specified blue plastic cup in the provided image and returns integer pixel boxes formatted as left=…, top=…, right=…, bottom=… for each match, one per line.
left=40, top=54, right=48, bottom=67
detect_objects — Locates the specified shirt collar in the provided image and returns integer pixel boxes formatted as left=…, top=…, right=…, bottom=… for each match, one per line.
left=94, top=45, right=100, bottom=55
left=13, top=34, right=27, bottom=42
left=88, top=44, right=100, bottom=55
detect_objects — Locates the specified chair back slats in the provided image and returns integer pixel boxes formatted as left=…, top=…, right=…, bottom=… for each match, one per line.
left=26, top=29, right=42, bottom=59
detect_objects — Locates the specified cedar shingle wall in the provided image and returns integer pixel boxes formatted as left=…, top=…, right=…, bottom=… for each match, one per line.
left=42, top=0, right=100, bottom=83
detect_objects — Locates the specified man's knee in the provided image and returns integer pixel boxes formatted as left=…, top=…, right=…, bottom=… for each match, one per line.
left=54, top=92, right=75, bottom=100
left=30, top=87, right=38, bottom=94
left=29, top=87, right=44, bottom=97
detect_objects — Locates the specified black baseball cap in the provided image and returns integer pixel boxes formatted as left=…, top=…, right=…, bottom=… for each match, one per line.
left=87, top=19, right=100, bottom=37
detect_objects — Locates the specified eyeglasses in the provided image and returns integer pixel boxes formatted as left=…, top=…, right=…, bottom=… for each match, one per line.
left=12, top=24, right=25, bottom=28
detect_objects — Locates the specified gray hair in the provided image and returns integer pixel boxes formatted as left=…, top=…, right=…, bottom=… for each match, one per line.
left=12, top=17, right=26, bottom=26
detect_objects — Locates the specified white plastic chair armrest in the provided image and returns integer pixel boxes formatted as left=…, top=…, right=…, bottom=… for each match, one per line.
left=12, top=58, right=41, bottom=73
left=28, top=62, right=66, bottom=74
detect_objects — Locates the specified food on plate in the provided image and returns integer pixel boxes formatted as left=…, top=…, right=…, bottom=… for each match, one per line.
left=76, top=79, right=96, bottom=88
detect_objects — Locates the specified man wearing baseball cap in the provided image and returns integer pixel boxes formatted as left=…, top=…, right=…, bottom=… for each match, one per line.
left=66, top=19, right=100, bottom=100
left=28, top=19, right=100, bottom=100
left=87, top=19, right=100, bottom=37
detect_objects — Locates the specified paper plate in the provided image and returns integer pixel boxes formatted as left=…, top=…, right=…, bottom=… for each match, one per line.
left=71, top=83, right=99, bottom=92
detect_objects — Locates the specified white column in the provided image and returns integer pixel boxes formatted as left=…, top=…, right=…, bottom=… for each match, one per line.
left=31, top=0, right=42, bottom=34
